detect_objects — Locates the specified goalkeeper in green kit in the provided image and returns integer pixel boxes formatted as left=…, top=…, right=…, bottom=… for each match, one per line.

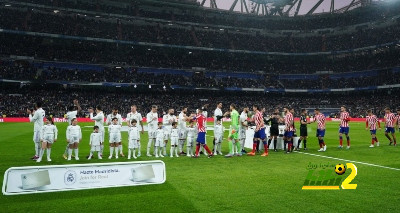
left=224, top=104, right=241, bottom=157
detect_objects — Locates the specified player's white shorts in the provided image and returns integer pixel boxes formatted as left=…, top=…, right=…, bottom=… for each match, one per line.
left=239, top=128, right=246, bottom=139
left=109, top=133, right=121, bottom=143
left=187, top=137, right=195, bottom=147
left=148, top=130, right=156, bottom=139
left=163, top=132, right=170, bottom=141
left=178, top=129, right=187, bottom=140
left=215, top=135, right=223, bottom=143
left=155, top=138, right=164, bottom=147
left=90, top=145, right=101, bottom=152
left=129, top=139, right=138, bottom=149
left=33, top=131, right=41, bottom=143
left=171, top=137, right=179, bottom=146
left=42, top=134, right=55, bottom=143
left=68, top=135, right=80, bottom=144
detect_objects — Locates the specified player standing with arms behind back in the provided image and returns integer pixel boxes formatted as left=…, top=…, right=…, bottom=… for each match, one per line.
left=63, top=100, right=81, bottom=159
left=366, top=110, right=381, bottom=147
left=384, top=107, right=397, bottom=146
left=178, top=107, right=189, bottom=155
left=312, top=108, right=327, bottom=152
left=126, top=105, right=144, bottom=157
left=338, top=106, right=351, bottom=149
left=106, top=108, right=124, bottom=157
left=89, top=106, right=105, bottom=156
left=146, top=105, right=158, bottom=156
left=27, top=102, right=45, bottom=161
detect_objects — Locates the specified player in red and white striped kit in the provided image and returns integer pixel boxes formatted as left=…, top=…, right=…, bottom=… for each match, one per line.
left=194, top=108, right=213, bottom=158
left=248, top=105, right=268, bottom=156
left=312, top=108, right=327, bottom=152
left=384, top=107, right=397, bottom=146
left=283, top=107, right=295, bottom=153
left=338, top=106, right=351, bottom=149
left=366, top=109, right=381, bottom=147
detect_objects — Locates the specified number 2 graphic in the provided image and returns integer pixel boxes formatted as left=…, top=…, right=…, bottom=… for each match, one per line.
left=341, top=163, right=358, bottom=189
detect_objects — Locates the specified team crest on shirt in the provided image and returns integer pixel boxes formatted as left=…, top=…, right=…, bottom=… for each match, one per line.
left=64, top=170, right=77, bottom=185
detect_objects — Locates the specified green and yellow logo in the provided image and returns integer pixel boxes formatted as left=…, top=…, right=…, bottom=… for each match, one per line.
left=302, top=163, right=357, bottom=190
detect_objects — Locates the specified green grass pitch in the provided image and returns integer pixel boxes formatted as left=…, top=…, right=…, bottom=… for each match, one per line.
left=0, top=121, right=399, bottom=212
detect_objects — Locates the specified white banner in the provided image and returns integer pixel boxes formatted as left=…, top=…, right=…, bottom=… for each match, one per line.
left=2, top=161, right=166, bottom=195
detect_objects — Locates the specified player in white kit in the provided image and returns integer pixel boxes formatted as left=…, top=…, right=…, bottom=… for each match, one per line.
left=213, top=119, right=224, bottom=155
left=213, top=102, right=223, bottom=152
left=146, top=105, right=158, bottom=156
left=186, top=120, right=197, bottom=157
left=127, top=105, right=144, bottom=157
left=27, top=102, right=45, bottom=161
left=163, top=108, right=177, bottom=156
left=108, top=118, right=122, bottom=159
left=66, top=118, right=82, bottom=160
left=128, top=119, right=140, bottom=159
left=170, top=122, right=180, bottom=157
left=178, top=107, right=189, bottom=155
left=89, top=106, right=105, bottom=156
left=63, top=99, right=81, bottom=159
left=106, top=108, right=124, bottom=157
left=239, top=107, right=249, bottom=154
left=155, top=122, right=164, bottom=158
left=88, top=126, right=102, bottom=160
left=37, top=117, right=58, bottom=162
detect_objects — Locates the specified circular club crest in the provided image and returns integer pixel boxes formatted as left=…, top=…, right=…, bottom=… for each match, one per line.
left=64, top=170, right=77, bottom=185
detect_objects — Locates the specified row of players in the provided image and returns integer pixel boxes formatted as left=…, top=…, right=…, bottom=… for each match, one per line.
left=27, top=100, right=399, bottom=162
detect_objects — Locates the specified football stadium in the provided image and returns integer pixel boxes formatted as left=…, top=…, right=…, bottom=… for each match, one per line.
left=0, top=0, right=400, bottom=212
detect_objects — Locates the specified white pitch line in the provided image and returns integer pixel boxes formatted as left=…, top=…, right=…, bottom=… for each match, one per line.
left=296, top=151, right=400, bottom=171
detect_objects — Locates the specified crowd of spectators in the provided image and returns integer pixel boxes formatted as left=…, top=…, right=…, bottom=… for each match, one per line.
left=0, top=85, right=398, bottom=119
left=1, top=33, right=399, bottom=74
left=1, top=7, right=400, bottom=53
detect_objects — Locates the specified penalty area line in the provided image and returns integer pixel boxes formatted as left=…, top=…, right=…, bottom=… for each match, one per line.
left=295, top=151, right=400, bottom=171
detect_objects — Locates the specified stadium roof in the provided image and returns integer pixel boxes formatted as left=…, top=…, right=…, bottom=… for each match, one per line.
left=198, top=0, right=389, bottom=16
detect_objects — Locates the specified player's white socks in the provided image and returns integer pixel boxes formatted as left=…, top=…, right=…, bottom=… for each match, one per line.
left=137, top=142, right=141, bottom=156
left=35, top=142, right=40, bottom=157
left=175, top=146, right=179, bottom=157
left=74, top=149, right=79, bottom=160
left=115, top=146, right=119, bottom=158
left=100, top=144, right=104, bottom=155
left=241, top=139, right=245, bottom=151
left=109, top=147, right=114, bottom=158
left=163, top=147, right=167, bottom=156
left=218, top=143, right=222, bottom=154
left=147, top=139, right=153, bottom=155
left=187, top=146, right=191, bottom=156
left=154, top=147, right=159, bottom=157
left=47, top=148, right=51, bottom=160
left=38, top=148, right=44, bottom=160
left=67, top=148, right=72, bottom=160
left=128, top=149, right=132, bottom=159
left=133, top=149, right=136, bottom=159
left=89, top=151, right=93, bottom=160
left=170, top=147, right=174, bottom=157
left=178, top=140, right=183, bottom=153
left=119, top=145, right=123, bottom=154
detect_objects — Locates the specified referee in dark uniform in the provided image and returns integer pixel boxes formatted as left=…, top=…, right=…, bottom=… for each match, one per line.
left=266, top=108, right=281, bottom=152
left=297, top=109, right=309, bottom=150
